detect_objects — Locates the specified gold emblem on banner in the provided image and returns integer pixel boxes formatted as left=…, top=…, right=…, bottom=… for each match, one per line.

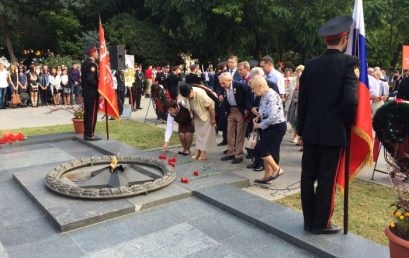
left=91, top=66, right=96, bottom=72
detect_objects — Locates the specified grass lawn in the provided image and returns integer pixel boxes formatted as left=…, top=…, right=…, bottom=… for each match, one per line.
left=1, top=120, right=179, bottom=150
left=276, top=179, right=395, bottom=245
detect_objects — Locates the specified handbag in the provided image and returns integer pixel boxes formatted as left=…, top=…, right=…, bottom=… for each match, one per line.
left=11, top=91, right=22, bottom=106
left=244, top=130, right=259, bottom=150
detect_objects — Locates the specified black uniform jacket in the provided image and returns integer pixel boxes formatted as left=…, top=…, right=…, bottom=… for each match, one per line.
left=297, top=49, right=358, bottom=146
left=397, top=77, right=409, bottom=100
left=221, top=81, right=251, bottom=115
left=164, top=73, right=181, bottom=99
left=81, top=58, right=99, bottom=98
left=185, top=73, right=204, bottom=84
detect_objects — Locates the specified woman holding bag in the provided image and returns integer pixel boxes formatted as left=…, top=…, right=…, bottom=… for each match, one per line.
left=249, top=75, right=287, bottom=184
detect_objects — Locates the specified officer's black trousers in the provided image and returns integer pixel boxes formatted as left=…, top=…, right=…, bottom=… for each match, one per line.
left=301, top=142, right=341, bottom=230
left=83, top=97, right=98, bottom=138
left=116, top=91, right=125, bottom=115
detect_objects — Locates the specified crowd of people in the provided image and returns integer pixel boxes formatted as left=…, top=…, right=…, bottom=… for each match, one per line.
left=1, top=48, right=407, bottom=185
left=0, top=62, right=81, bottom=109
left=129, top=55, right=306, bottom=184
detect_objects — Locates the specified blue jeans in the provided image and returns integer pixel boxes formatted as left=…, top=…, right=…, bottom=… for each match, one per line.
left=0, top=87, right=7, bottom=109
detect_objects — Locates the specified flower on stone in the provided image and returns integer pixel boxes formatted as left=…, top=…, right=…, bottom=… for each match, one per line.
left=395, top=210, right=402, bottom=217
left=399, top=215, right=405, bottom=220
left=390, top=222, right=396, bottom=228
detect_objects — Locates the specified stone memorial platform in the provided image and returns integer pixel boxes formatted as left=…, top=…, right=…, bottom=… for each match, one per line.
left=0, top=133, right=389, bottom=257
left=9, top=134, right=248, bottom=232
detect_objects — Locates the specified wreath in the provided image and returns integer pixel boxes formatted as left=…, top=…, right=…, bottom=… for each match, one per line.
left=373, top=99, right=409, bottom=172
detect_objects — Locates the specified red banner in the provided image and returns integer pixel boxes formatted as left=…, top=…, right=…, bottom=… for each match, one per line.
left=403, top=45, right=409, bottom=70
left=98, top=19, right=120, bottom=119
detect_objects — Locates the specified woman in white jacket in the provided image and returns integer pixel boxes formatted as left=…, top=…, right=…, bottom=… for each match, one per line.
left=49, top=67, right=61, bottom=106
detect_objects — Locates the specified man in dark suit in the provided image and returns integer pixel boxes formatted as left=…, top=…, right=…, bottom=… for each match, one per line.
left=115, top=70, right=125, bottom=115
left=132, top=64, right=144, bottom=110
left=81, top=45, right=101, bottom=141
left=219, top=72, right=251, bottom=163
left=164, top=65, right=182, bottom=100
left=155, top=64, right=169, bottom=86
left=185, top=64, right=204, bottom=84
left=214, top=62, right=229, bottom=146
left=397, top=69, right=409, bottom=100
left=227, top=55, right=241, bottom=82
left=297, top=16, right=358, bottom=234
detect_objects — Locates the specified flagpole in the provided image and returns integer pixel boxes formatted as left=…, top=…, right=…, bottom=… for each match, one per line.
left=105, top=101, right=109, bottom=140
left=344, top=127, right=351, bottom=234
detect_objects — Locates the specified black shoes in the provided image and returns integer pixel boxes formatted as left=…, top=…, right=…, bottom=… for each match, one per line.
left=253, top=165, right=264, bottom=171
left=220, top=155, right=234, bottom=161
left=84, top=136, right=102, bottom=141
left=311, top=224, right=341, bottom=234
left=232, top=157, right=243, bottom=164
left=253, top=169, right=284, bottom=184
left=246, top=163, right=259, bottom=169
left=247, top=163, right=264, bottom=171
left=218, top=141, right=227, bottom=146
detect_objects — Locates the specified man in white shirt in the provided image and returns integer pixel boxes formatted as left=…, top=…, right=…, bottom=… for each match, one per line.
left=369, top=70, right=388, bottom=116
left=260, top=55, right=285, bottom=100
left=0, top=62, right=9, bottom=109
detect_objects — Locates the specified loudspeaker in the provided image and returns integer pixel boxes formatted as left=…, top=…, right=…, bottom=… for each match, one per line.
left=109, top=45, right=126, bottom=71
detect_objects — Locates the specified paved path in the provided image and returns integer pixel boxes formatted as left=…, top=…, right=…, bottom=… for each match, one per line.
left=0, top=97, right=391, bottom=202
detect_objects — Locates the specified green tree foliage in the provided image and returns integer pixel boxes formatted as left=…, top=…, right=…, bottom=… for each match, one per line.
left=105, top=13, right=176, bottom=65
left=38, top=10, right=81, bottom=56
left=2, top=0, right=409, bottom=70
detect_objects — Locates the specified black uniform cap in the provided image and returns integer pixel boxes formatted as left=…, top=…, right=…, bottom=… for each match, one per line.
left=83, top=44, right=98, bottom=56
left=318, top=16, right=353, bottom=38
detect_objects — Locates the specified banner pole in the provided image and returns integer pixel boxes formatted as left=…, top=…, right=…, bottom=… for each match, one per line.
left=344, top=127, right=351, bottom=234
left=105, top=101, right=109, bottom=140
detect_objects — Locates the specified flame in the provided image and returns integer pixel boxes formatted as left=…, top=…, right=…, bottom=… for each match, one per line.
left=110, top=156, right=118, bottom=171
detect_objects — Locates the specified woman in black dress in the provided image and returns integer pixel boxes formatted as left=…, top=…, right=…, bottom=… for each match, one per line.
left=27, top=66, right=39, bottom=107
left=162, top=100, right=194, bottom=155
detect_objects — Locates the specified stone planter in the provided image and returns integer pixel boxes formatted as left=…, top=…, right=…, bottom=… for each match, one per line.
left=72, top=118, right=84, bottom=134
left=385, top=226, right=409, bottom=258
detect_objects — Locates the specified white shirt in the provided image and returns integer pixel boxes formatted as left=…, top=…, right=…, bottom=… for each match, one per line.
left=266, top=69, right=285, bottom=95
left=0, top=69, right=9, bottom=88
left=49, top=74, right=61, bottom=93
left=369, top=75, right=388, bottom=97
left=164, top=113, right=175, bottom=143
left=61, top=74, right=69, bottom=86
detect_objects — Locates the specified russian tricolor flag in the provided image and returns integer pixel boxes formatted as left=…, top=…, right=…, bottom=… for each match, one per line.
left=337, top=0, right=373, bottom=191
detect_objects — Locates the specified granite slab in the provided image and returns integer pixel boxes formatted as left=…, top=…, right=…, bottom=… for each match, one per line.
left=194, top=184, right=389, bottom=258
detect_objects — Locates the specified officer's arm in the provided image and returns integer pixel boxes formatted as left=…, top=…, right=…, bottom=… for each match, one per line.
left=297, top=72, right=307, bottom=136
left=85, top=64, right=98, bottom=88
left=341, top=59, right=359, bottom=126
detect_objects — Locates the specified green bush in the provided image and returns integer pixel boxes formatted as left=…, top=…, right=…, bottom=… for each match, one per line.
left=43, top=55, right=81, bottom=68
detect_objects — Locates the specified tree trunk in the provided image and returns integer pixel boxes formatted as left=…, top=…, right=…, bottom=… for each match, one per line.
left=4, top=26, right=17, bottom=63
